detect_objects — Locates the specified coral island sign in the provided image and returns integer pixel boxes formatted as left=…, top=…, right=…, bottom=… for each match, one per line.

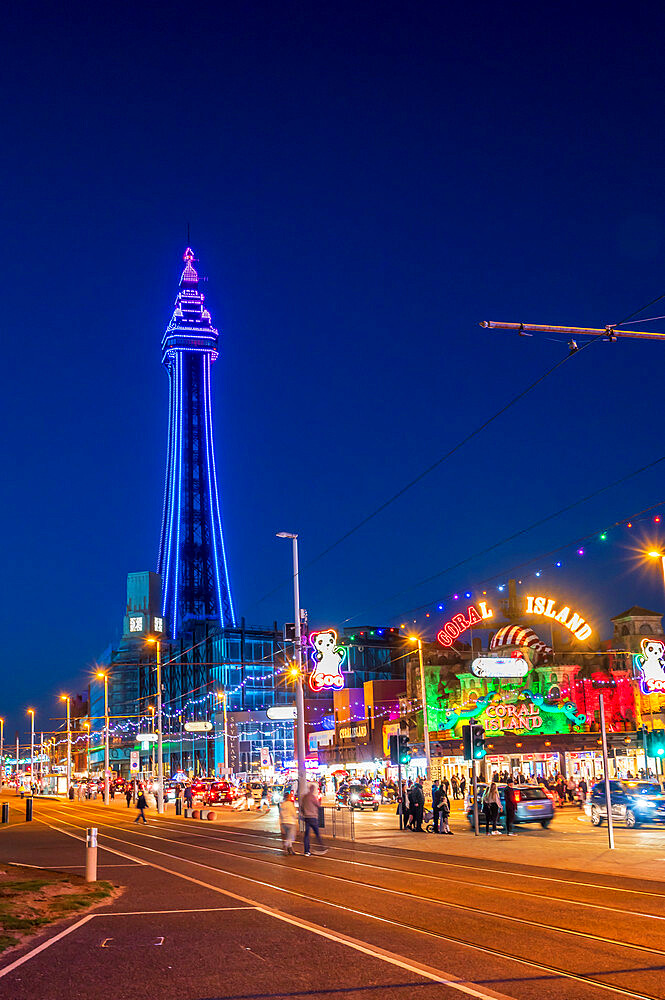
left=484, top=700, right=542, bottom=732
left=436, top=594, right=593, bottom=647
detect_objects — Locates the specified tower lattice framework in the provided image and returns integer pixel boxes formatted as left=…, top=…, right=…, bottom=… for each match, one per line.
left=158, top=248, right=236, bottom=637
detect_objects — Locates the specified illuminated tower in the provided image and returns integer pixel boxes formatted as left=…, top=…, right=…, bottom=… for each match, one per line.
left=158, top=248, right=236, bottom=637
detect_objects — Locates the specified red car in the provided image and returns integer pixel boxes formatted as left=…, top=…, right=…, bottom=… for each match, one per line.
left=336, top=783, right=380, bottom=811
left=203, top=781, right=240, bottom=806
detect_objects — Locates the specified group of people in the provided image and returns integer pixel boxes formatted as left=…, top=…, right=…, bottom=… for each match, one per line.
left=278, top=783, right=328, bottom=856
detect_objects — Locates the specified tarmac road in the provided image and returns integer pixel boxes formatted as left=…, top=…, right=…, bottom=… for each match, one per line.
left=1, top=795, right=665, bottom=1000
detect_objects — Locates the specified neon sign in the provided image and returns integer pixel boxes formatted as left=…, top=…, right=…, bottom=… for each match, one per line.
left=471, top=655, right=529, bottom=678
left=308, top=629, right=346, bottom=692
left=634, top=638, right=665, bottom=694
left=524, top=596, right=593, bottom=641
left=484, top=701, right=542, bottom=732
left=435, top=594, right=594, bottom=646
left=436, top=602, right=494, bottom=646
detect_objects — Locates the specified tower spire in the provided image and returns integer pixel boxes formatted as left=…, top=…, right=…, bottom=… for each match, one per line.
left=157, top=248, right=236, bottom=637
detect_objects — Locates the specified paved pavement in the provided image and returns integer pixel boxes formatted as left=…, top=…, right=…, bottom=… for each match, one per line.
left=1, top=793, right=665, bottom=1000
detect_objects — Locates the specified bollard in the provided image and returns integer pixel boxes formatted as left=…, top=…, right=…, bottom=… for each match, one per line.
left=85, top=828, right=98, bottom=882
left=175, top=797, right=182, bottom=816
left=25, top=798, right=33, bottom=822
left=1, top=803, right=8, bottom=824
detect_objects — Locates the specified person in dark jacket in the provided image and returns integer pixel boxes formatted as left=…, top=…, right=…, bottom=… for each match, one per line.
left=134, top=790, right=148, bottom=824
left=411, top=780, right=425, bottom=831
left=184, top=784, right=194, bottom=808
left=431, top=781, right=442, bottom=833
left=400, top=781, right=411, bottom=830
left=504, top=778, right=517, bottom=836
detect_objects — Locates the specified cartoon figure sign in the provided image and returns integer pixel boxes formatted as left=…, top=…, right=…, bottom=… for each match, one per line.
left=635, top=638, right=665, bottom=694
left=308, top=629, right=346, bottom=691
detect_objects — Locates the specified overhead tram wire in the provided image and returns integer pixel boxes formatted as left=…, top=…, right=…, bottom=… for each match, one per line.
left=250, top=337, right=604, bottom=611
left=339, top=453, right=665, bottom=622
left=350, top=497, right=665, bottom=627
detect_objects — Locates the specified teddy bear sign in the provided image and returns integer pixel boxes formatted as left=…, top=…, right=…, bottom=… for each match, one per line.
left=308, top=629, right=346, bottom=692
left=635, top=638, right=665, bottom=694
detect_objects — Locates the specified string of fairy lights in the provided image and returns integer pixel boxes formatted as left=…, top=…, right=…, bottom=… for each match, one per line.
left=14, top=500, right=665, bottom=756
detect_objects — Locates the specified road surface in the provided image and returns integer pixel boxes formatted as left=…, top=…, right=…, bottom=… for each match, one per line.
left=1, top=794, right=664, bottom=1000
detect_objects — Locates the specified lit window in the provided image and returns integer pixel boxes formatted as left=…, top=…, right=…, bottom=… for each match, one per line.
left=129, top=616, right=143, bottom=633
left=154, top=617, right=164, bottom=633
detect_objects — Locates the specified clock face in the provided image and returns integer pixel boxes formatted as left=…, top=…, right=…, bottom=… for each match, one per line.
left=154, top=617, right=164, bottom=633
left=129, top=616, right=143, bottom=633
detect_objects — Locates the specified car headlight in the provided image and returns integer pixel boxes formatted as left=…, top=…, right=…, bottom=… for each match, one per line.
left=350, top=794, right=359, bottom=802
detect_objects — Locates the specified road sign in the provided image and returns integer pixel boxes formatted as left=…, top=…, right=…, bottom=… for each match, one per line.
left=183, top=721, right=213, bottom=733
left=129, top=751, right=139, bottom=775
left=137, top=733, right=158, bottom=743
left=260, top=747, right=271, bottom=768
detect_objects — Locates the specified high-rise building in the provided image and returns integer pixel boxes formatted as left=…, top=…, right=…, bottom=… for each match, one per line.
left=158, top=248, right=236, bottom=637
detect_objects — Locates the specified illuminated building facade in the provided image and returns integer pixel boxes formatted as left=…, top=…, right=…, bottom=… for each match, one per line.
left=158, top=248, right=235, bottom=639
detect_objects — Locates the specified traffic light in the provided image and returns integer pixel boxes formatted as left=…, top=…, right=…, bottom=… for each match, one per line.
left=646, top=729, right=665, bottom=759
left=462, top=723, right=486, bottom=761
left=462, top=724, right=473, bottom=761
left=389, top=733, right=410, bottom=766
left=471, top=723, right=486, bottom=759
left=398, top=733, right=410, bottom=765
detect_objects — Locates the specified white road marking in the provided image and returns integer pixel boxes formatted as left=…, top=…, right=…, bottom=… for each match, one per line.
left=105, top=906, right=255, bottom=915
left=42, top=821, right=148, bottom=865
left=0, top=914, right=96, bottom=978
left=32, top=810, right=662, bottom=999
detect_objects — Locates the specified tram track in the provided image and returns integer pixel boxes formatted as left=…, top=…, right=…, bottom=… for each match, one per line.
left=31, top=803, right=665, bottom=1000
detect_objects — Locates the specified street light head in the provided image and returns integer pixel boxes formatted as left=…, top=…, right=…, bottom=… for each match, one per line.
left=27, top=708, right=34, bottom=716
left=96, top=670, right=106, bottom=679
left=276, top=531, right=297, bottom=539
left=146, top=638, right=157, bottom=644
left=60, top=694, right=69, bottom=702
left=648, top=550, right=662, bottom=559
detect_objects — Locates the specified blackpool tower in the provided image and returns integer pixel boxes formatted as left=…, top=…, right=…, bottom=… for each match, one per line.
left=158, top=248, right=236, bottom=637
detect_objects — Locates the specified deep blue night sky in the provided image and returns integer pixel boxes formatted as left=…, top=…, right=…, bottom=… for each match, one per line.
left=3, top=3, right=665, bottom=739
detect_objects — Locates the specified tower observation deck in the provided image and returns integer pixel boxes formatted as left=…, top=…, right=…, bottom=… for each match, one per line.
left=158, top=248, right=236, bottom=637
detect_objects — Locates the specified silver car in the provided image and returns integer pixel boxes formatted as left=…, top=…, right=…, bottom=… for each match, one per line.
left=466, top=783, right=555, bottom=829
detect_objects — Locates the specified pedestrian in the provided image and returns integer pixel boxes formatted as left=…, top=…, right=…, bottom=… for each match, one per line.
left=460, top=775, right=466, bottom=797
left=439, top=786, right=452, bottom=834
left=411, top=779, right=425, bottom=831
left=300, top=783, right=327, bottom=856
left=578, top=776, right=588, bottom=802
left=400, top=780, right=411, bottom=830
left=125, top=787, right=132, bottom=808
left=505, top=777, right=517, bottom=836
left=566, top=775, right=576, bottom=803
left=431, top=781, right=441, bottom=833
left=482, top=781, right=502, bottom=835
left=279, top=793, right=298, bottom=854
left=406, top=782, right=416, bottom=830
left=184, top=784, right=194, bottom=809
left=134, top=789, right=148, bottom=824
left=110, top=784, right=115, bottom=801
left=261, top=781, right=270, bottom=810
left=451, top=774, right=459, bottom=799
left=68, top=785, right=75, bottom=801
left=77, top=782, right=85, bottom=803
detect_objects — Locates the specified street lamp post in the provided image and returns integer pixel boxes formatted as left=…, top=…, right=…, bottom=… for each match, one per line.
left=148, top=706, right=155, bottom=776
left=27, top=710, right=35, bottom=788
left=410, top=637, right=431, bottom=779
left=147, top=639, right=164, bottom=813
left=60, top=695, right=71, bottom=792
left=277, top=532, right=307, bottom=800
left=96, top=672, right=110, bottom=805
left=83, top=722, right=90, bottom=776
left=0, top=718, right=4, bottom=788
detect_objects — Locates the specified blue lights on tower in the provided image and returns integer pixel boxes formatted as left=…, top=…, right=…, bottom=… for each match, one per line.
left=158, top=248, right=236, bottom=637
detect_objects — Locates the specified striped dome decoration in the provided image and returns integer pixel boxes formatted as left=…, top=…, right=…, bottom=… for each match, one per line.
left=489, top=625, right=552, bottom=655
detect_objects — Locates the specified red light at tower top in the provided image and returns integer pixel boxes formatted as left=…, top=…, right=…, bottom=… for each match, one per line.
left=655, top=516, right=662, bottom=524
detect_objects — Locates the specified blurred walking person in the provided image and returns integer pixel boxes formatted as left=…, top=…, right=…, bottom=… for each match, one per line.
left=300, top=783, right=327, bottom=856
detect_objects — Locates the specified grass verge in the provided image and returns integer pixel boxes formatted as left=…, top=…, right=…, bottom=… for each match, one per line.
left=0, top=864, right=116, bottom=953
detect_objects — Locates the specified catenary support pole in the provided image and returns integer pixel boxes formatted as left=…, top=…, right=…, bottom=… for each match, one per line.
left=599, top=692, right=615, bottom=850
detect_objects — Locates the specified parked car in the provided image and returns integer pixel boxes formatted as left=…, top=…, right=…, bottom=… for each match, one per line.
left=466, top=783, right=554, bottom=829
left=586, top=780, right=665, bottom=828
left=336, top=782, right=380, bottom=811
